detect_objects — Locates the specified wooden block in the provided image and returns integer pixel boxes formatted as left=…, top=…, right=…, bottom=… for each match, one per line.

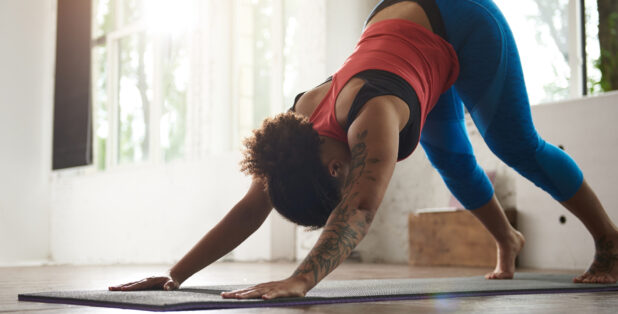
left=408, top=209, right=516, bottom=267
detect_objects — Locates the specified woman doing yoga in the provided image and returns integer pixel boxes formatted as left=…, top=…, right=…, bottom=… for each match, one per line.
left=110, top=0, right=618, bottom=299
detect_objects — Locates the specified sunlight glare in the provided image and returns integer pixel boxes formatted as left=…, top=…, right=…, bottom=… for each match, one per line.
left=146, top=0, right=193, bottom=34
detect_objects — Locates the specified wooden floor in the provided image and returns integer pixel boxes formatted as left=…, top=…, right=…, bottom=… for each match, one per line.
left=2, top=262, right=617, bottom=313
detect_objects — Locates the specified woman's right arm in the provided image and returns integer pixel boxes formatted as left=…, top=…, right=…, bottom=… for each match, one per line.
left=109, top=178, right=272, bottom=291
left=169, top=178, right=272, bottom=284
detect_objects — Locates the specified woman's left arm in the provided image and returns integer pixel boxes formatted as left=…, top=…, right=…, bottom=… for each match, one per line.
left=221, top=99, right=402, bottom=299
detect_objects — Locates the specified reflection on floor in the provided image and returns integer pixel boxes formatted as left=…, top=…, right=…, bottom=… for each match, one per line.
left=2, top=262, right=617, bottom=314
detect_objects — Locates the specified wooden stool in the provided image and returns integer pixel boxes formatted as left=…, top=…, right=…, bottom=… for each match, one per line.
left=408, top=208, right=517, bottom=267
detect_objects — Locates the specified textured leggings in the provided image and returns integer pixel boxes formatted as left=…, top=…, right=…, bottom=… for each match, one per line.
left=416, top=0, right=584, bottom=209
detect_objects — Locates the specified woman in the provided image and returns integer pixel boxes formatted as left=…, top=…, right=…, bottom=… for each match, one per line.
left=110, top=0, right=618, bottom=298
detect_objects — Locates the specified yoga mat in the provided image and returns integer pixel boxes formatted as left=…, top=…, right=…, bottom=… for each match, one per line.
left=18, top=273, right=618, bottom=312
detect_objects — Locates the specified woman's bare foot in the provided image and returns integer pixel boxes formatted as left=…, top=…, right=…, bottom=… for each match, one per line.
left=485, top=230, right=525, bottom=280
left=573, top=235, right=618, bottom=284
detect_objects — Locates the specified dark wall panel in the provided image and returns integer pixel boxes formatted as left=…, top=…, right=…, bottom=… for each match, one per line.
left=53, top=0, right=92, bottom=170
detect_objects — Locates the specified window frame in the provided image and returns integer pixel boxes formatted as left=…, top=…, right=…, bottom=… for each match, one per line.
left=90, top=0, right=198, bottom=171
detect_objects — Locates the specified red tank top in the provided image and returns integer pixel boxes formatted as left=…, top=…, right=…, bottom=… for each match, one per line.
left=309, top=19, right=459, bottom=144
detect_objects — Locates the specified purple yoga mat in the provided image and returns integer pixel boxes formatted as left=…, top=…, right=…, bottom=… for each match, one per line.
left=18, top=273, right=618, bottom=312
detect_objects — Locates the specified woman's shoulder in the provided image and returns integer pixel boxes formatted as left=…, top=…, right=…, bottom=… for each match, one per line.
left=293, top=80, right=333, bottom=118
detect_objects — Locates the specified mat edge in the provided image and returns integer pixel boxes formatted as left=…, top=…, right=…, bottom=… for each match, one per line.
left=18, top=285, right=618, bottom=311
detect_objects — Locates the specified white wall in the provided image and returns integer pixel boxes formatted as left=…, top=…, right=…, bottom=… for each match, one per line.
left=0, top=0, right=55, bottom=265
left=516, top=92, right=618, bottom=269
left=49, top=156, right=272, bottom=264
left=325, top=0, right=379, bottom=74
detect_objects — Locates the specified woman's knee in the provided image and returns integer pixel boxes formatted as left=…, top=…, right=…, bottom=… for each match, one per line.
left=487, top=136, right=583, bottom=201
left=422, top=140, right=477, bottom=176
left=531, top=140, right=583, bottom=200
left=422, top=142, right=494, bottom=209
left=483, top=129, right=541, bottom=170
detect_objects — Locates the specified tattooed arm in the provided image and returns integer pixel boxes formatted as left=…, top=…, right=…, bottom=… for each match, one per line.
left=221, top=98, right=403, bottom=299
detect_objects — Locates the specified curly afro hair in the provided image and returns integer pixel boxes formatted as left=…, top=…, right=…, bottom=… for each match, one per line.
left=241, top=112, right=342, bottom=228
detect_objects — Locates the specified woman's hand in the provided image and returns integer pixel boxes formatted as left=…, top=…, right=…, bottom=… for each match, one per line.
left=220, top=276, right=311, bottom=300
left=108, top=276, right=180, bottom=291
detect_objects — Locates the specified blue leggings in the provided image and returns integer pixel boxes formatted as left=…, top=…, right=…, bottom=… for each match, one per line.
left=419, top=0, right=583, bottom=209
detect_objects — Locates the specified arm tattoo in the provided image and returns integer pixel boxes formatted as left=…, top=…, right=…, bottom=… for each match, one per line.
left=293, top=130, right=380, bottom=285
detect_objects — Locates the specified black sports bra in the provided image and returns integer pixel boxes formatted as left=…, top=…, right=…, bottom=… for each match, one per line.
left=291, top=70, right=421, bottom=161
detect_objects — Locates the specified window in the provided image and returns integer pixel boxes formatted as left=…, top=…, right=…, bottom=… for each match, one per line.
left=494, top=0, right=572, bottom=104
left=232, top=0, right=303, bottom=147
left=91, top=0, right=307, bottom=170
left=585, top=0, right=602, bottom=95
left=92, top=0, right=192, bottom=169
left=494, top=0, right=612, bottom=104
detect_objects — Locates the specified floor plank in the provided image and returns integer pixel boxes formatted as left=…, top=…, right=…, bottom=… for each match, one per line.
left=2, top=263, right=617, bottom=313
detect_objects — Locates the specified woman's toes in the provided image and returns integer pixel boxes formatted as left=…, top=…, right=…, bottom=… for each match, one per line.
left=590, top=275, right=604, bottom=283
left=573, top=272, right=616, bottom=284
left=595, top=274, right=616, bottom=283
left=493, top=272, right=512, bottom=279
left=485, top=271, right=513, bottom=280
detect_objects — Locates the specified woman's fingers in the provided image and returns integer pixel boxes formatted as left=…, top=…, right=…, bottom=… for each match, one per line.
left=222, top=284, right=266, bottom=296
left=221, top=284, right=304, bottom=299
left=262, top=289, right=291, bottom=300
left=120, top=279, right=154, bottom=291
left=220, top=288, right=250, bottom=298
left=117, top=279, right=153, bottom=291
left=236, top=289, right=264, bottom=299
left=163, top=279, right=179, bottom=291
left=108, top=277, right=169, bottom=291
left=221, top=287, right=261, bottom=299
left=108, top=279, right=144, bottom=291
left=263, top=287, right=305, bottom=299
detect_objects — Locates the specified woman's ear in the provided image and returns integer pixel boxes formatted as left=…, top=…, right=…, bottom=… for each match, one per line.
left=328, top=160, right=344, bottom=178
